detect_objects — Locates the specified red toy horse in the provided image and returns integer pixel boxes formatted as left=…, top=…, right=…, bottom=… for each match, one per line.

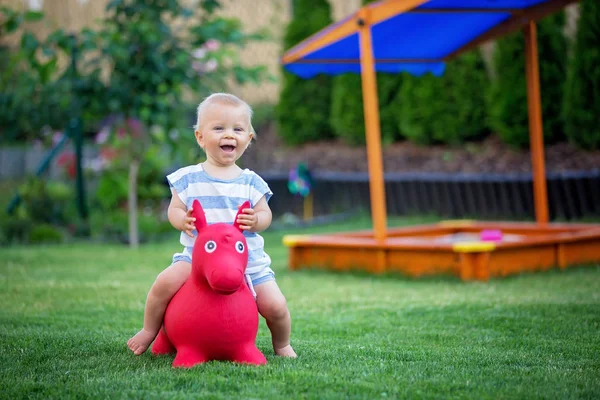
left=151, top=199, right=267, bottom=367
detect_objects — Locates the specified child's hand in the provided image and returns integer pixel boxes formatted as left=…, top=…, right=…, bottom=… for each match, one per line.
left=181, top=208, right=196, bottom=237
left=237, top=207, right=257, bottom=231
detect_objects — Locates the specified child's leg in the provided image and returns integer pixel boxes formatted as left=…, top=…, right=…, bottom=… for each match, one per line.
left=127, top=260, right=191, bottom=355
left=254, top=281, right=297, bottom=358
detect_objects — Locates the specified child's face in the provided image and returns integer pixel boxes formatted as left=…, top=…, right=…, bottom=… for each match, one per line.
left=195, top=102, right=253, bottom=167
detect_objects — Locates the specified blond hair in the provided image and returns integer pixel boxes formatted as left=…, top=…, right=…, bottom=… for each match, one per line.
left=195, top=93, right=255, bottom=136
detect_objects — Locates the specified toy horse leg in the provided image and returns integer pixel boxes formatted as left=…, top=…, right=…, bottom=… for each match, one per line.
left=172, top=347, right=209, bottom=368
left=151, top=328, right=175, bottom=355
left=231, top=344, right=267, bottom=366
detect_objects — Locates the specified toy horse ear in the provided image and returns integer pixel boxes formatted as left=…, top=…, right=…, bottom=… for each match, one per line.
left=191, top=199, right=207, bottom=232
left=233, top=201, right=251, bottom=232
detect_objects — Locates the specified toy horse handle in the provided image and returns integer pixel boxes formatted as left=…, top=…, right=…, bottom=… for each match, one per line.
left=191, top=199, right=251, bottom=233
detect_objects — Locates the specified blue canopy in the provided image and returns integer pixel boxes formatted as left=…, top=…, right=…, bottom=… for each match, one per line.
left=282, top=0, right=571, bottom=78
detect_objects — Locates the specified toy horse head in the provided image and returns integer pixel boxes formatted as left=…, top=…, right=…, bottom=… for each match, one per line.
left=190, top=199, right=250, bottom=294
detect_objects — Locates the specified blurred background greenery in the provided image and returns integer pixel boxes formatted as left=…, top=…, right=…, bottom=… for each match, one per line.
left=1, top=0, right=599, bottom=247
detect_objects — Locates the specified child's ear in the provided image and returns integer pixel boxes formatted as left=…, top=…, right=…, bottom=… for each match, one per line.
left=195, top=130, right=203, bottom=147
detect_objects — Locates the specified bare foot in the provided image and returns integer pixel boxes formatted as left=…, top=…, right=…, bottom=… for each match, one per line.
left=274, top=344, right=297, bottom=358
left=127, top=329, right=156, bottom=355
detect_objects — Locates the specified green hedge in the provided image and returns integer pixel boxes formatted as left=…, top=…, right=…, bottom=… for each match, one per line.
left=489, top=13, right=567, bottom=147
left=330, top=72, right=402, bottom=146
left=563, top=0, right=600, bottom=149
left=276, top=0, right=333, bottom=146
left=396, top=50, right=490, bottom=145
left=329, top=0, right=402, bottom=146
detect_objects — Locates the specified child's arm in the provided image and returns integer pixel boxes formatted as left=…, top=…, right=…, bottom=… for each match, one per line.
left=168, top=188, right=196, bottom=237
left=237, top=195, right=272, bottom=233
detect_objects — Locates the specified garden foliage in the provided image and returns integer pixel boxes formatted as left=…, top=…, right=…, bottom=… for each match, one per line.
left=329, top=72, right=403, bottom=146
left=563, top=0, right=600, bottom=149
left=396, top=50, right=490, bottom=145
left=329, top=0, right=402, bottom=146
left=0, top=1, right=268, bottom=246
left=0, top=177, right=73, bottom=245
left=0, top=7, right=105, bottom=142
left=276, top=0, right=334, bottom=146
left=489, top=12, right=567, bottom=148
left=93, top=0, right=267, bottom=247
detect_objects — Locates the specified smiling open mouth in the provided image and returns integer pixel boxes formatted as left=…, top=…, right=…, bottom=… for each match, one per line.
left=220, top=145, right=236, bottom=152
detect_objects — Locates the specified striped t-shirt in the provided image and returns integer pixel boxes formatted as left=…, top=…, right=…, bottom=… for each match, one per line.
left=166, top=163, right=273, bottom=274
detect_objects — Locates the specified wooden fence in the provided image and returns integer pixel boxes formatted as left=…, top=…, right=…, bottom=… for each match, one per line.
left=2, top=144, right=598, bottom=221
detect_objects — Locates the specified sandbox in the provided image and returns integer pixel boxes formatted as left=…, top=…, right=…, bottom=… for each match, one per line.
left=283, top=221, right=600, bottom=281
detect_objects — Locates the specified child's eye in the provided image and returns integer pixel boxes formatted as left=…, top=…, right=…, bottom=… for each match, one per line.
left=214, top=126, right=223, bottom=131
left=234, top=127, right=244, bottom=132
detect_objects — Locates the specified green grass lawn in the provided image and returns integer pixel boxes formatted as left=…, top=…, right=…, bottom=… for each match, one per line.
left=1, top=215, right=599, bottom=399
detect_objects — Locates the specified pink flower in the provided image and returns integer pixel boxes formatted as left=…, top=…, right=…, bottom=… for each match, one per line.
left=192, top=48, right=206, bottom=59
left=95, top=126, right=110, bottom=144
left=52, top=131, right=64, bottom=146
left=100, top=147, right=118, bottom=161
left=205, top=59, right=218, bottom=72
left=126, top=118, right=143, bottom=138
left=192, top=60, right=205, bottom=74
left=205, top=39, right=220, bottom=51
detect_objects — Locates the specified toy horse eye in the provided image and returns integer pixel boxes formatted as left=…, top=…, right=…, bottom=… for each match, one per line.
left=205, top=240, right=217, bottom=253
left=235, top=241, right=245, bottom=253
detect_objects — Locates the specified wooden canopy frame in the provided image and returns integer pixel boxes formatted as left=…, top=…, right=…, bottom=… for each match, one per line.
left=283, top=0, right=579, bottom=242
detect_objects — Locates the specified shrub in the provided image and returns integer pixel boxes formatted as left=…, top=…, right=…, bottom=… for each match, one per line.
left=330, top=74, right=365, bottom=145
left=90, top=208, right=171, bottom=243
left=396, top=50, right=490, bottom=145
left=563, top=0, right=600, bottom=149
left=489, top=12, right=567, bottom=147
left=0, top=177, right=76, bottom=244
left=0, top=8, right=107, bottom=142
left=90, top=209, right=128, bottom=242
left=93, top=145, right=169, bottom=212
left=330, top=74, right=402, bottom=146
left=18, top=178, right=73, bottom=226
left=252, top=103, right=276, bottom=135
left=29, top=224, right=63, bottom=244
left=276, top=0, right=334, bottom=146
left=0, top=214, right=32, bottom=245
left=329, top=0, right=403, bottom=146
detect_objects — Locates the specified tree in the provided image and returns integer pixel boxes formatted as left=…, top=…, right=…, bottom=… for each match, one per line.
left=93, top=0, right=267, bottom=248
left=0, top=7, right=104, bottom=142
left=329, top=0, right=402, bottom=146
left=276, top=0, right=334, bottom=146
left=563, top=0, right=600, bottom=149
left=489, top=12, right=567, bottom=147
left=396, top=50, right=490, bottom=145
left=2, top=1, right=268, bottom=247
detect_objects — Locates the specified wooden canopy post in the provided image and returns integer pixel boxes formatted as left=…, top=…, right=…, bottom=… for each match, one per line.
left=524, top=21, right=549, bottom=224
left=356, top=9, right=387, bottom=242
left=357, top=8, right=387, bottom=243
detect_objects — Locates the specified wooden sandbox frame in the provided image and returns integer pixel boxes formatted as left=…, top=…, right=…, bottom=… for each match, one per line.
left=283, top=221, right=600, bottom=281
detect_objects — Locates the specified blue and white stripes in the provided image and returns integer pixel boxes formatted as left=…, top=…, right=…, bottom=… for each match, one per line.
left=167, top=164, right=273, bottom=274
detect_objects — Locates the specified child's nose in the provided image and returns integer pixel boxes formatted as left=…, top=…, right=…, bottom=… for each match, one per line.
left=223, top=129, right=234, bottom=138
